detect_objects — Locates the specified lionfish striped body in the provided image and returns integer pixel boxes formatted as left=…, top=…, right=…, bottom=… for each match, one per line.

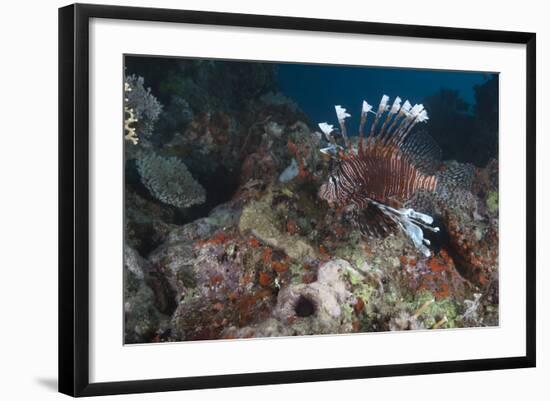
left=320, top=138, right=439, bottom=209
left=318, top=95, right=451, bottom=256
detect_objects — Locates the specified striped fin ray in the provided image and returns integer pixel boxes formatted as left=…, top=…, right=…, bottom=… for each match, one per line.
left=362, top=96, right=429, bottom=151
left=400, top=130, right=442, bottom=175
left=350, top=199, right=440, bottom=257
left=366, top=95, right=390, bottom=147
left=361, top=96, right=438, bottom=175
left=350, top=202, right=398, bottom=238
left=377, top=96, right=402, bottom=144
left=388, top=103, right=429, bottom=149
left=383, top=100, right=412, bottom=146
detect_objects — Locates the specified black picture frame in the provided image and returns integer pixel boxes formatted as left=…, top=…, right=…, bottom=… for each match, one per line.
left=58, top=3, right=536, bottom=397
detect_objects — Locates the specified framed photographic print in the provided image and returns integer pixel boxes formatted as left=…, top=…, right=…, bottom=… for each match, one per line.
left=58, top=3, right=536, bottom=397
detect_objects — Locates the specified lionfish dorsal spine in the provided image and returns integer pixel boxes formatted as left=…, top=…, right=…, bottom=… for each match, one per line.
left=366, top=95, right=389, bottom=147
left=377, top=96, right=402, bottom=143
left=358, top=100, right=373, bottom=154
left=396, top=104, right=429, bottom=148
left=334, top=105, right=351, bottom=148
left=383, top=100, right=412, bottom=145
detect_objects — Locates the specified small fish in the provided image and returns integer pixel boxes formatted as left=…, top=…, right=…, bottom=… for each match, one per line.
left=317, top=96, right=471, bottom=256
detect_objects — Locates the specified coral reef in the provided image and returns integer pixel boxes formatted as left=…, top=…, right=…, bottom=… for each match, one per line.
left=128, top=153, right=498, bottom=341
left=136, top=151, right=206, bottom=209
left=124, top=75, right=163, bottom=145
left=124, top=82, right=139, bottom=145
left=123, top=58, right=499, bottom=343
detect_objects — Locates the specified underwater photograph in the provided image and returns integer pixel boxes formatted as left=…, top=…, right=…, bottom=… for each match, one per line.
left=123, top=56, right=499, bottom=344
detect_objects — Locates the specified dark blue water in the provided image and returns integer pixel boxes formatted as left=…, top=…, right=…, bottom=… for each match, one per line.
left=125, top=55, right=498, bottom=166
left=277, top=63, right=494, bottom=131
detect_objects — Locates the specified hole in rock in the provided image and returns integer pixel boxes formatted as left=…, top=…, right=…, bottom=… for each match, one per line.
left=294, top=295, right=316, bottom=317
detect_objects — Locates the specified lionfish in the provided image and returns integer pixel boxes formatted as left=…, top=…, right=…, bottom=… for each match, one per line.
left=317, top=95, right=470, bottom=256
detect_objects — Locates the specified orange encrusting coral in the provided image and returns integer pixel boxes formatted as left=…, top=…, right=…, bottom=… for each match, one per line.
left=318, top=245, right=331, bottom=261
left=414, top=251, right=462, bottom=300
left=352, top=320, right=361, bottom=332
left=195, top=230, right=231, bottom=248
left=434, top=283, right=450, bottom=299
left=209, top=274, right=223, bottom=287
left=428, top=257, right=447, bottom=273
left=271, top=260, right=289, bottom=273
left=248, top=237, right=261, bottom=248
left=286, top=219, right=299, bottom=235
left=354, top=297, right=365, bottom=314
left=235, top=289, right=273, bottom=326
left=258, top=272, right=272, bottom=287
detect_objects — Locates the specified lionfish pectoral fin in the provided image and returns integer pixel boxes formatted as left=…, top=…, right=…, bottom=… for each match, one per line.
left=400, top=220, right=432, bottom=257
left=369, top=201, right=438, bottom=257
left=352, top=202, right=398, bottom=239
left=320, top=144, right=343, bottom=156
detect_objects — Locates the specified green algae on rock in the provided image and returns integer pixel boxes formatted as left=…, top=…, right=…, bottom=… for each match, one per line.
left=238, top=192, right=317, bottom=261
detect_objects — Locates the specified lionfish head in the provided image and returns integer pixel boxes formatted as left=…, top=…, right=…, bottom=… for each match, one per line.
left=317, top=171, right=348, bottom=207
left=318, top=175, right=341, bottom=207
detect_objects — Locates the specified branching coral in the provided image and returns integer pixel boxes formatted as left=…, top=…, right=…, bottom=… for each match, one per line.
left=124, top=75, right=162, bottom=144
left=136, top=152, right=206, bottom=208
left=124, top=82, right=139, bottom=145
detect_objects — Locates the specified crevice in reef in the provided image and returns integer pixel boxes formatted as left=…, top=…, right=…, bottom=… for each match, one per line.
left=174, top=165, right=240, bottom=225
